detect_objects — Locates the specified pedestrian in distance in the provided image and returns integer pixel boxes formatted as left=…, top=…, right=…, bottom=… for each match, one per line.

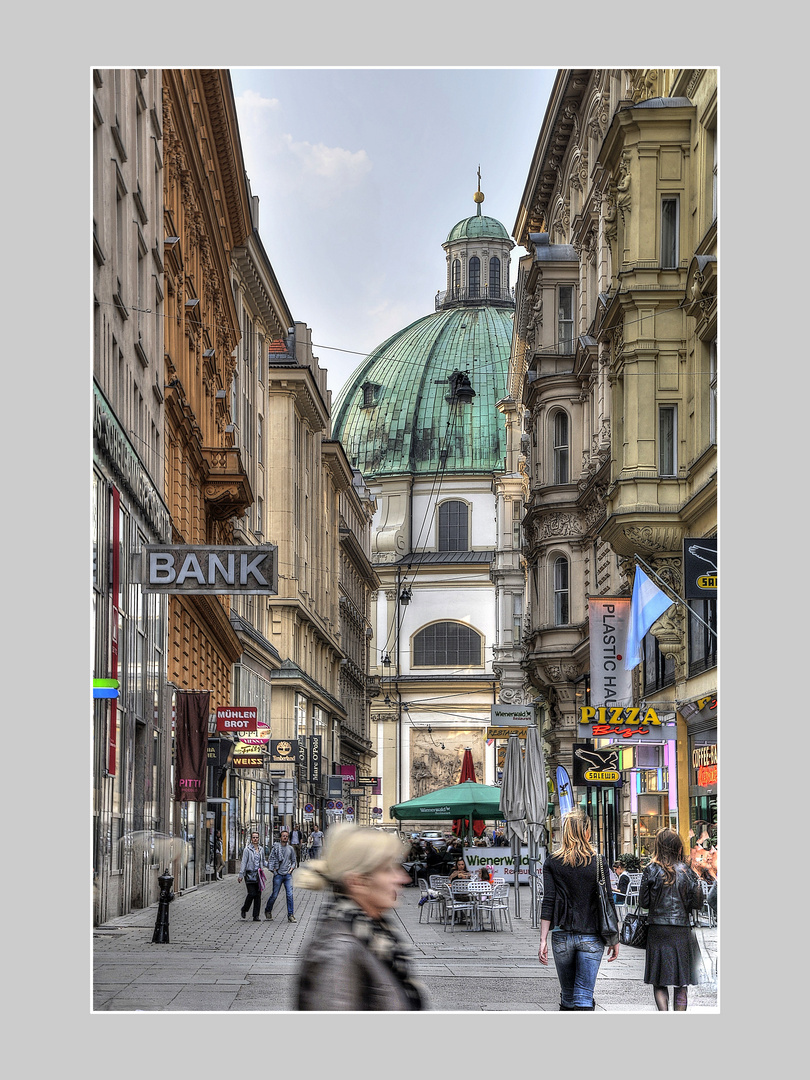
left=308, top=826, right=324, bottom=860
left=295, top=823, right=428, bottom=1010
left=538, top=810, right=620, bottom=1010
left=638, top=827, right=705, bottom=1011
left=238, top=831, right=268, bottom=921
left=290, top=823, right=302, bottom=865
left=264, top=829, right=298, bottom=922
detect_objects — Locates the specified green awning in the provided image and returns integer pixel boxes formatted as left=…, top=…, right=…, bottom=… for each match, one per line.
left=389, top=781, right=503, bottom=821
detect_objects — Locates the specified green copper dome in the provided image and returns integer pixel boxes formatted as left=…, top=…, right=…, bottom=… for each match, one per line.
left=332, top=304, right=514, bottom=478
left=445, top=214, right=511, bottom=243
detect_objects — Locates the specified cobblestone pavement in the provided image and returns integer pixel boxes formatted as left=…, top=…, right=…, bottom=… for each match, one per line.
left=93, top=874, right=718, bottom=1012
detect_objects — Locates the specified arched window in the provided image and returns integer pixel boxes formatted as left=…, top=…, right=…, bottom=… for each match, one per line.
left=553, top=557, right=569, bottom=626
left=468, top=256, right=480, bottom=298
left=452, top=259, right=461, bottom=297
left=553, top=411, right=569, bottom=484
left=489, top=257, right=500, bottom=297
left=413, top=622, right=482, bottom=667
left=438, top=500, right=469, bottom=551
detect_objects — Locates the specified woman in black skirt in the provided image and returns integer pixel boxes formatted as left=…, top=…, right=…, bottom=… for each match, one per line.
left=638, top=827, right=704, bottom=1011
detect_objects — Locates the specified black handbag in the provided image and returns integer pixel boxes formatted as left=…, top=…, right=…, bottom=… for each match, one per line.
left=596, top=854, right=619, bottom=946
left=620, top=909, right=649, bottom=949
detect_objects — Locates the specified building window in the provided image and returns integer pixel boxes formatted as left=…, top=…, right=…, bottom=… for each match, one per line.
left=438, top=500, right=469, bottom=551
left=257, top=415, right=263, bottom=464
left=469, top=256, right=480, bottom=298
left=452, top=259, right=461, bottom=297
left=489, top=257, right=500, bottom=296
left=553, top=411, right=570, bottom=484
left=512, top=500, right=521, bottom=548
left=361, top=382, right=379, bottom=408
left=558, top=285, right=575, bottom=354
left=512, top=593, right=523, bottom=642
left=659, top=405, right=677, bottom=476
left=257, top=334, right=264, bottom=384
left=413, top=622, right=482, bottom=667
left=243, top=311, right=253, bottom=374
left=688, top=598, right=717, bottom=677
left=553, top=557, right=569, bottom=625
left=711, top=133, right=717, bottom=223
left=709, top=342, right=717, bottom=446
left=643, top=630, right=675, bottom=694
left=661, top=197, right=679, bottom=268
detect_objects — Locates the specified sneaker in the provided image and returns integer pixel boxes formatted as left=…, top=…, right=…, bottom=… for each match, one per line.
left=288, top=915, right=296, bottom=923
left=265, top=910, right=272, bottom=920
left=240, top=911, right=246, bottom=919
left=253, top=917, right=261, bottom=922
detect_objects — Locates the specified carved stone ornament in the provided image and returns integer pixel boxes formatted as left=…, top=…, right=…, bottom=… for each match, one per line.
left=623, top=525, right=683, bottom=553
left=540, top=513, right=582, bottom=539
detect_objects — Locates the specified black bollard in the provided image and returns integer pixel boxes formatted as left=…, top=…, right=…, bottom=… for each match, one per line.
left=152, top=867, right=175, bottom=943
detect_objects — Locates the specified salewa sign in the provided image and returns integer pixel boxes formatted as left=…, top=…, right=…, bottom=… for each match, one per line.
left=140, top=545, right=278, bottom=594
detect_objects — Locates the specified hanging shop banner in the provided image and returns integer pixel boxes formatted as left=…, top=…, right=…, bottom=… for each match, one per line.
left=490, top=704, right=535, bottom=727
left=269, top=739, right=298, bottom=764
left=327, top=775, right=343, bottom=797
left=240, top=720, right=271, bottom=746
left=556, top=766, right=575, bottom=815
left=588, top=598, right=632, bottom=707
left=141, top=544, right=278, bottom=595
left=207, top=738, right=234, bottom=769
left=683, top=537, right=717, bottom=598
left=572, top=743, right=623, bottom=787
left=232, top=748, right=266, bottom=768
left=174, top=690, right=211, bottom=800
left=309, top=735, right=322, bottom=783
left=578, top=705, right=677, bottom=743
left=692, top=743, right=717, bottom=788
left=357, top=776, right=381, bottom=795
left=215, top=706, right=258, bottom=734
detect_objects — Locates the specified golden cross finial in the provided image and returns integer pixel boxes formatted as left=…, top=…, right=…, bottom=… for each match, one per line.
left=473, top=166, right=484, bottom=214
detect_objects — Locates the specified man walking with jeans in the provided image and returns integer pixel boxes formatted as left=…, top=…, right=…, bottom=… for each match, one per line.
left=265, top=830, right=298, bottom=922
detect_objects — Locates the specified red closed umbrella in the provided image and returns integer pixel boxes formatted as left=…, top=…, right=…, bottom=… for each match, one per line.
left=453, top=748, right=487, bottom=839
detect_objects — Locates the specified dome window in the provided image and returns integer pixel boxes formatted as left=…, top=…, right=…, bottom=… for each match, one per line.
left=489, top=257, right=500, bottom=297
left=452, top=258, right=461, bottom=298
left=438, top=499, right=469, bottom=551
left=469, top=256, right=481, bottom=298
left=360, top=382, right=380, bottom=408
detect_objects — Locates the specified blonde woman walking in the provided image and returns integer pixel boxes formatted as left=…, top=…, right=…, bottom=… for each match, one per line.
left=538, top=811, right=619, bottom=1010
left=295, top=823, right=428, bottom=1010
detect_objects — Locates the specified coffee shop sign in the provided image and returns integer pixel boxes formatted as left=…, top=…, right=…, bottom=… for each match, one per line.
left=139, top=545, right=278, bottom=594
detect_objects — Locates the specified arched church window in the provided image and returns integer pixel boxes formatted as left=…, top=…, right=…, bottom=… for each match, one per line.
left=489, top=257, right=500, bottom=297
left=452, top=259, right=461, bottom=297
left=469, top=256, right=480, bottom=298
left=413, top=622, right=482, bottom=667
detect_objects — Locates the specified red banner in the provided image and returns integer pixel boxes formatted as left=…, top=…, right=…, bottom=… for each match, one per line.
left=174, top=691, right=210, bottom=801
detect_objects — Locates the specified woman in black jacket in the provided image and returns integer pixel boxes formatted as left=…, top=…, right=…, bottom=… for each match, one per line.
left=538, top=811, right=619, bottom=1010
left=639, top=827, right=704, bottom=1011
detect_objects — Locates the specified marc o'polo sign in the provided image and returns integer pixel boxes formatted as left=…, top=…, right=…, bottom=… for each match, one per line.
left=140, top=545, right=277, bottom=594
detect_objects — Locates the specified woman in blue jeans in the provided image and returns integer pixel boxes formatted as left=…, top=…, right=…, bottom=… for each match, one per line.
left=538, top=811, right=620, bottom=1010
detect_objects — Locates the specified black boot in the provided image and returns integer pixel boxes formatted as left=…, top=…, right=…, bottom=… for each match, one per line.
left=559, top=1001, right=575, bottom=1010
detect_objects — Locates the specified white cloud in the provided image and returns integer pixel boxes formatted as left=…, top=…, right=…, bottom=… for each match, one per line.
left=281, top=133, right=371, bottom=183
left=236, top=89, right=280, bottom=113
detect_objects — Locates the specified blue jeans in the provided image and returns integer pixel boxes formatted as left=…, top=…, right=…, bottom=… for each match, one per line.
left=551, top=932, right=605, bottom=1008
left=265, top=872, right=294, bottom=916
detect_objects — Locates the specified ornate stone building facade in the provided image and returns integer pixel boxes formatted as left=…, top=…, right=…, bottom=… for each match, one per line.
left=511, top=69, right=717, bottom=854
left=161, top=69, right=254, bottom=881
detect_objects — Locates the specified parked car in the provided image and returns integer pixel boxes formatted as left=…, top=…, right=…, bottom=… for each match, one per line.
left=420, top=831, right=447, bottom=849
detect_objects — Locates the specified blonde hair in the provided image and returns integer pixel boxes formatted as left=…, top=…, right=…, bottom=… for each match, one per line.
left=551, top=811, right=595, bottom=867
left=295, top=824, right=405, bottom=891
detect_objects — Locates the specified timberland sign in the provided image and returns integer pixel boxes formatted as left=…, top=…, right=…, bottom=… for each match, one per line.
left=140, top=545, right=278, bottom=594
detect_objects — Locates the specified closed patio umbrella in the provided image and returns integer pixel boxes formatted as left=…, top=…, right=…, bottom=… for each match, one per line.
left=523, top=723, right=548, bottom=928
left=453, top=747, right=486, bottom=841
left=499, top=734, right=526, bottom=918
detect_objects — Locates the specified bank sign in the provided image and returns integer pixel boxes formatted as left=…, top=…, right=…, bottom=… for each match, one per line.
left=140, top=545, right=277, bottom=594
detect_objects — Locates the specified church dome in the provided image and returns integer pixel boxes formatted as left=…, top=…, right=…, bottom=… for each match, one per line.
left=332, top=302, right=514, bottom=478
left=445, top=214, right=511, bottom=243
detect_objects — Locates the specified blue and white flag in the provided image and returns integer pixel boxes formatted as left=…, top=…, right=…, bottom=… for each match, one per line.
left=623, top=568, right=674, bottom=670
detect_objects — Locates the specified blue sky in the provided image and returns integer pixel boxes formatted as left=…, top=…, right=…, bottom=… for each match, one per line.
left=230, top=68, right=557, bottom=397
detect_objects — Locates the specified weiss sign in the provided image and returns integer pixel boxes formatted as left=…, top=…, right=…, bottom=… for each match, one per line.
left=140, top=545, right=277, bottom=594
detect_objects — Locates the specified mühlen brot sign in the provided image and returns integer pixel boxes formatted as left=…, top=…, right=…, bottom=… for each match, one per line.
left=140, top=545, right=277, bottom=595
